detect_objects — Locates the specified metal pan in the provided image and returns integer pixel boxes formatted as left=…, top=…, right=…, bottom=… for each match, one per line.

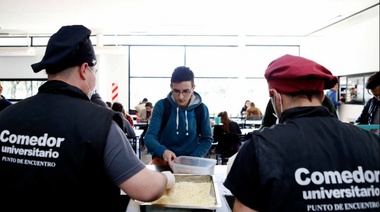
left=135, top=174, right=222, bottom=210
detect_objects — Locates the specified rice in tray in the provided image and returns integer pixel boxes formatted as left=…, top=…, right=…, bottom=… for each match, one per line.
left=152, top=181, right=215, bottom=207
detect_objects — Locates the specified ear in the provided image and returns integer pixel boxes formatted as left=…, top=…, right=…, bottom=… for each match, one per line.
left=270, top=89, right=282, bottom=107
left=269, top=89, right=278, bottom=99
left=79, top=63, right=89, bottom=80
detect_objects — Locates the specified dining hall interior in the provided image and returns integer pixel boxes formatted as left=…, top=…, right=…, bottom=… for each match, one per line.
left=0, top=1, right=379, bottom=211
left=0, top=0, right=379, bottom=124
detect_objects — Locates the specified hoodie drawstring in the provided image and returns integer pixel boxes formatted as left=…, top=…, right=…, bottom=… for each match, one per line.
left=185, top=110, right=189, bottom=136
left=176, top=107, right=179, bottom=135
left=175, top=107, right=189, bottom=136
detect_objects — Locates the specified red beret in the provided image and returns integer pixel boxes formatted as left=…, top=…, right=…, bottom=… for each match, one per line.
left=264, top=54, right=338, bottom=95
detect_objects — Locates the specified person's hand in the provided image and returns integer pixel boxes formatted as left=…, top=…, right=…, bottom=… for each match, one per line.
left=162, top=150, right=177, bottom=164
left=161, top=171, right=175, bottom=195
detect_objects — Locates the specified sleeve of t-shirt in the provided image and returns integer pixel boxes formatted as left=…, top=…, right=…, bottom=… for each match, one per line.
left=104, top=121, right=146, bottom=185
left=224, top=140, right=261, bottom=210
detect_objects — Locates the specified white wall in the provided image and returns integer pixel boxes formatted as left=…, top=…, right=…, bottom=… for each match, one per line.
left=96, top=50, right=129, bottom=107
left=302, top=15, right=379, bottom=76
left=0, top=48, right=45, bottom=78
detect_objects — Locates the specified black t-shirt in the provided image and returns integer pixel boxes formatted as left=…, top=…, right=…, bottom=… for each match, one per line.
left=224, top=107, right=380, bottom=211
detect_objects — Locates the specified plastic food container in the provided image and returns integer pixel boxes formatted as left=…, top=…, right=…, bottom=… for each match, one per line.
left=170, top=156, right=216, bottom=175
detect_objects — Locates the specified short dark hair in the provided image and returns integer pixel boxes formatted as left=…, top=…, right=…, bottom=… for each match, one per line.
left=111, top=102, right=124, bottom=113
left=366, top=72, right=380, bottom=90
left=145, top=102, right=153, bottom=108
left=171, top=66, right=194, bottom=85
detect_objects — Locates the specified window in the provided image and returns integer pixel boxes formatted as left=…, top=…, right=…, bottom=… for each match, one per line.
left=0, top=79, right=46, bottom=102
left=129, top=45, right=300, bottom=116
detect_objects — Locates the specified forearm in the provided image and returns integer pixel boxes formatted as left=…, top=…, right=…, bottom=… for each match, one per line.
left=119, top=168, right=170, bottom=202
left=192, top=138, right=212, bottom=157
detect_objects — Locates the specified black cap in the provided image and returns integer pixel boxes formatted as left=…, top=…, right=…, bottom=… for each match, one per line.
left=31, top=25, right=97, bottom=74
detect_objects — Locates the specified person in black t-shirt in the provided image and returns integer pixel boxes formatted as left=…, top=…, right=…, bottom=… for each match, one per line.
left=224, top=54, right=379, bottom=212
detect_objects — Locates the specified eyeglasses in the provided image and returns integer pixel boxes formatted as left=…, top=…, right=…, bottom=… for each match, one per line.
left=172, top=89, right=192, bottom=96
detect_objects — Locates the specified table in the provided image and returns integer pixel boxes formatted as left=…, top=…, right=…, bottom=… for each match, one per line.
left=241, top=128, right=254, bottom=135
left=125, top=165, right=233, bottom=212
left=233, top=119, right=262, bottom=129
left=133, top=122, right=148, bottom=129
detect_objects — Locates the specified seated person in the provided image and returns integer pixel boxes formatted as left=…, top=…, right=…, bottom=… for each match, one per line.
left=240, top=100, right=250, bottom=116
left=138, top=101, right=153, bottom=122
left=244, top=102, right=262, bottom=120
left=213, top=111, right=242, bottom=161
left=111, top=102, right=136, bottom=138
left=135, top=98, right=148, bottom=115
left=138, top=102, right=154, bottom=148
left=214, top=111, right=242, bottom=137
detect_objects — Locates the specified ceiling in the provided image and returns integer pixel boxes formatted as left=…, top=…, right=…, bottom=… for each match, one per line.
left=0, top=0, right=379, bottom=37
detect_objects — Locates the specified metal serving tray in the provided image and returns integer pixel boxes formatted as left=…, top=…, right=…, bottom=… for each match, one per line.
left=136, top=174, right=222, bottom=210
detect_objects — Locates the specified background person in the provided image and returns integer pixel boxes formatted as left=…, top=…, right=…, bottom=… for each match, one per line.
left=244, top=101, right=262, bottom=120
left=215, top=111, right=242, bottom=136
left=224, top=54, right=379, bottom=211
left=212, top=111, right=242, bottom=162
left=260, top=95, right=338, bottom=128
left=138, top=101, right=154, bottom=149
left=111, top=101, right=136, bottom=137
left=90, top=90, right=108, bottom=108
left=0, top=83, right=12, bottom=112
left=0, top=25, right=174, bottom=211
left=240, top=100, right=250, bottom=116
left=326, top=82, right=342, bottom=109
left=355, top=71, right=380, bottom=125
left=139, top=101, right=154, bottom=121
left=106, top=101, right=112, bottom=108
left=145, top=66, right=213, bottom=164
left=135, top=97, right=148, bottom=115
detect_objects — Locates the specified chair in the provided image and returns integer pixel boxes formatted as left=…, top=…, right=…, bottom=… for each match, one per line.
left=126, top=133, right=142, bottom=159
left=215, top=132, right=241, bottom=165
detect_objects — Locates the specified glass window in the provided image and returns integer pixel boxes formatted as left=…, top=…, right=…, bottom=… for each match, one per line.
left=129, top=76, right=268, bottom=118
left=0, top=80, right=46, bottom=102
left=129, top=45, right=299, bottom=114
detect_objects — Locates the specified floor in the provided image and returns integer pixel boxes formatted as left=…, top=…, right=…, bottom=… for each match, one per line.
left=140, top=147, right=151, bottom=165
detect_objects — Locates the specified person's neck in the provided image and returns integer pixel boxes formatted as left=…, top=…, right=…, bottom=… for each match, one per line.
left=283, top=97, right=322, bottom=110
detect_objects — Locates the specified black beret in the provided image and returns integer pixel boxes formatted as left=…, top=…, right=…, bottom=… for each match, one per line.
left=31, top=25, right=97, bottom=74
